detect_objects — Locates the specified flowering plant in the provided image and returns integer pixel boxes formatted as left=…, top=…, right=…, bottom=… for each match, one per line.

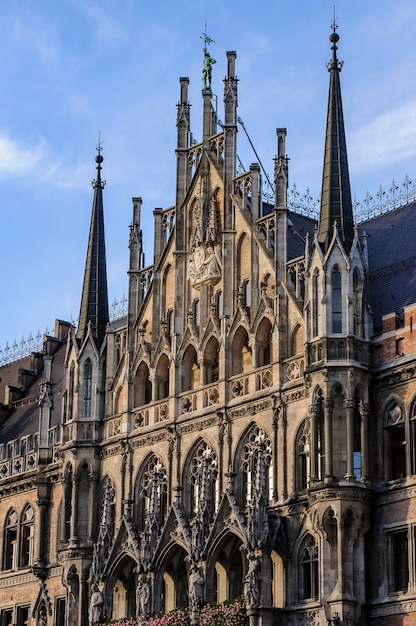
left=100, top=597, right=247, bottom=626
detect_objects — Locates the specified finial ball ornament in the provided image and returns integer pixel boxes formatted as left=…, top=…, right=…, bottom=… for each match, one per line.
left=329, top=32, right=339, bottom=44
left=95, top=154, right=104, bottom=164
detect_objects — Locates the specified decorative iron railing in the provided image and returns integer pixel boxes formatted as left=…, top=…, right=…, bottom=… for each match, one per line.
left=282, top=174, right=416, bottom=223
left=0, top=295, right=129, bottom=367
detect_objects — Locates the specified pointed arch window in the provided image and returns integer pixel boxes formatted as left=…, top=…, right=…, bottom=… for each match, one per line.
left=353, top=269, right=362, bottom=337
left=385, top=403, right=406, bottom=481
left=3, top=509, right=18, bottom=570
left=297, top=419, right=311, bottom=491
left=190, top=442, right=219, bottom=517
left=19, top=505, right=34, bottom=567
left=299, top=534, right=319, bottom=600
left=140, top=455, right=167, bottom=528
left=67, top=362, right=75, bottom=422
left=332, top=266, right=342, bottom=333
left=83, top=359, right=93, bottom=418
left=312, top=270, right=319, bottom=337
left=241, top=427, right=273, bottom=504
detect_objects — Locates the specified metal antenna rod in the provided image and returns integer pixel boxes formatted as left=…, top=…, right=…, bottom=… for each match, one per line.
left=237, top=117, right=273, bottom=192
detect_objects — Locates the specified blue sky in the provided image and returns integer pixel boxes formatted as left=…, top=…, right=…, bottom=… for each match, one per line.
left=1, top=0, right=416, bottom=349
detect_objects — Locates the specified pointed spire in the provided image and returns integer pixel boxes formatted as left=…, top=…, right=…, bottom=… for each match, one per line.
left=317, top=21, right=354, bottom=254
left=77, top=140, right=109, bottom=348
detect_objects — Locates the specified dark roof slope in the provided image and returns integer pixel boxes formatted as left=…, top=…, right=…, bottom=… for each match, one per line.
left=359, top=200, right=416, bottom=332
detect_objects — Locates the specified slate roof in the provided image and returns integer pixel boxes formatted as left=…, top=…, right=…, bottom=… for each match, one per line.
left=359, top=200, right=416, bottom=333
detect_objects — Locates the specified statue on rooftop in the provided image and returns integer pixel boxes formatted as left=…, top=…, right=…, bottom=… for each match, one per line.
left=202, top=50, right=216, bottom=90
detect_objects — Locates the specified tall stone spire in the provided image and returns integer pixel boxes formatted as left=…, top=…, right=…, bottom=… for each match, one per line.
left=77, top=145, right=109, bottom=348
left=317, top=24, right=354, bottom=254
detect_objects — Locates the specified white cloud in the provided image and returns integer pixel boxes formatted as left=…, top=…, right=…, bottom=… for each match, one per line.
left=350, top=101, right=416, bottom=173
left=0, top=134, right=50, bottom=177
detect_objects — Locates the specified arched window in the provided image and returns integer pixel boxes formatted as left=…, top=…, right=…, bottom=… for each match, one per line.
left=241, top=427, right=273, bottom=504
left=190, top=442, right=219, bottom=517
left=134, top=362, right=152, bottom=408
left=19, top=505, right=34, bottom=567
left=155, top=354, right=170, bottom=400
left=3, top=509, right=18, bottom=570
left=290, top=324, right=303, bottom=358
left=204, top=337, right=220, bottom=384
left=332, top=266, right=342, bottom=333
left=181, top=345, right=200, bottom=392
left=231, top=327, right=252, bottom=376
left=68, top=362, right=75, bottom=421
left=299, top=534, right=319, bottom=600
left=353, top=269, right=362, bottom=337
left=83, top=359, right=93, bottom=418
left=256, top=318, right=272, bottom=366
left=385, top=403, right=406, bottom=480
left=139, top=455, right=167, bottom=534
left=312, top=270, right=319, bottom=337
left=296, top=419, right=310, bottom=491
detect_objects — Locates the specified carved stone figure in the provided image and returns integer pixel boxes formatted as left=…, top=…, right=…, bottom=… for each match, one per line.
left=136, top=572, right=151, bottom=617
left=189, top=564, right=204, bottom=603
left=189, top=245, right=221, bottom=288
left=89, top=585, right=103, bottom=625
left=244, top=554, right=261, bottom=608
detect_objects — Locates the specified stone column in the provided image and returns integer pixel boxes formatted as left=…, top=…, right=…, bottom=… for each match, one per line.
left=309, top=403, right=319, bottom=483
left=323, top=399, right=334, bottom=482
left=88, top=472, right=98, bottom=543
left=360, top=402, right=370, bottom=482
left=69, top=474, right=80, bottom=546
left=345, top=399, right=355, bottom=480
left=61, top=475, right=71, bottom=544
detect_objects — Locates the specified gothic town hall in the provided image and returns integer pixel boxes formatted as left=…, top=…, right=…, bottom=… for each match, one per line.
left=1, top=26, right=416, bottom=626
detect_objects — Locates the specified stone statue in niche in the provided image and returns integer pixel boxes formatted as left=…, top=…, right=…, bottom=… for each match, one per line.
left=89, top=584, right=104, bottom=625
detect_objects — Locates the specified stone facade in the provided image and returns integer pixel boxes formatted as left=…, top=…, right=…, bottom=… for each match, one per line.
left=1, top=31, right=416, bottom=626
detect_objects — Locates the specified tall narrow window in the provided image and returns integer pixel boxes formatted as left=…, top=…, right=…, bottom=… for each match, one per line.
left=83, top=359, right=93, bottom=418
left=332, top=266, right=342, bottom=333
left=55, top=599, right=66, bottom=626
left=241, top=427, right=272, bottom=504
left=300, top=535, right=319, bottom=600
left=20, top=505, right=34, bottom=567
left=312, top=270, right=319, bottom=337
left=353, top=269, right=362, bottom=336
left=190, top=443, right=219, bottom=517
left=1, top=609, right=13, bottom=626
left=3, top=509, right=18, bottom=570
left=297, top=420, right=310, bottom=491
left=139, top=456, right=167, bottom=531
left=353, top=407, right=362, bottom=481
left=68, top=362, right=75, bottom=421
left=16, top=606, right=29, bottom=626
left=392, top=531, right=409, bottom=591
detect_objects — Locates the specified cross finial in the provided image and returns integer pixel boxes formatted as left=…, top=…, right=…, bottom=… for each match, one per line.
left=331, top=6, right=338, bottom=33
left=200, top=20, right=214, bottom=54
left=96, top=130, right=103, bottom=156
